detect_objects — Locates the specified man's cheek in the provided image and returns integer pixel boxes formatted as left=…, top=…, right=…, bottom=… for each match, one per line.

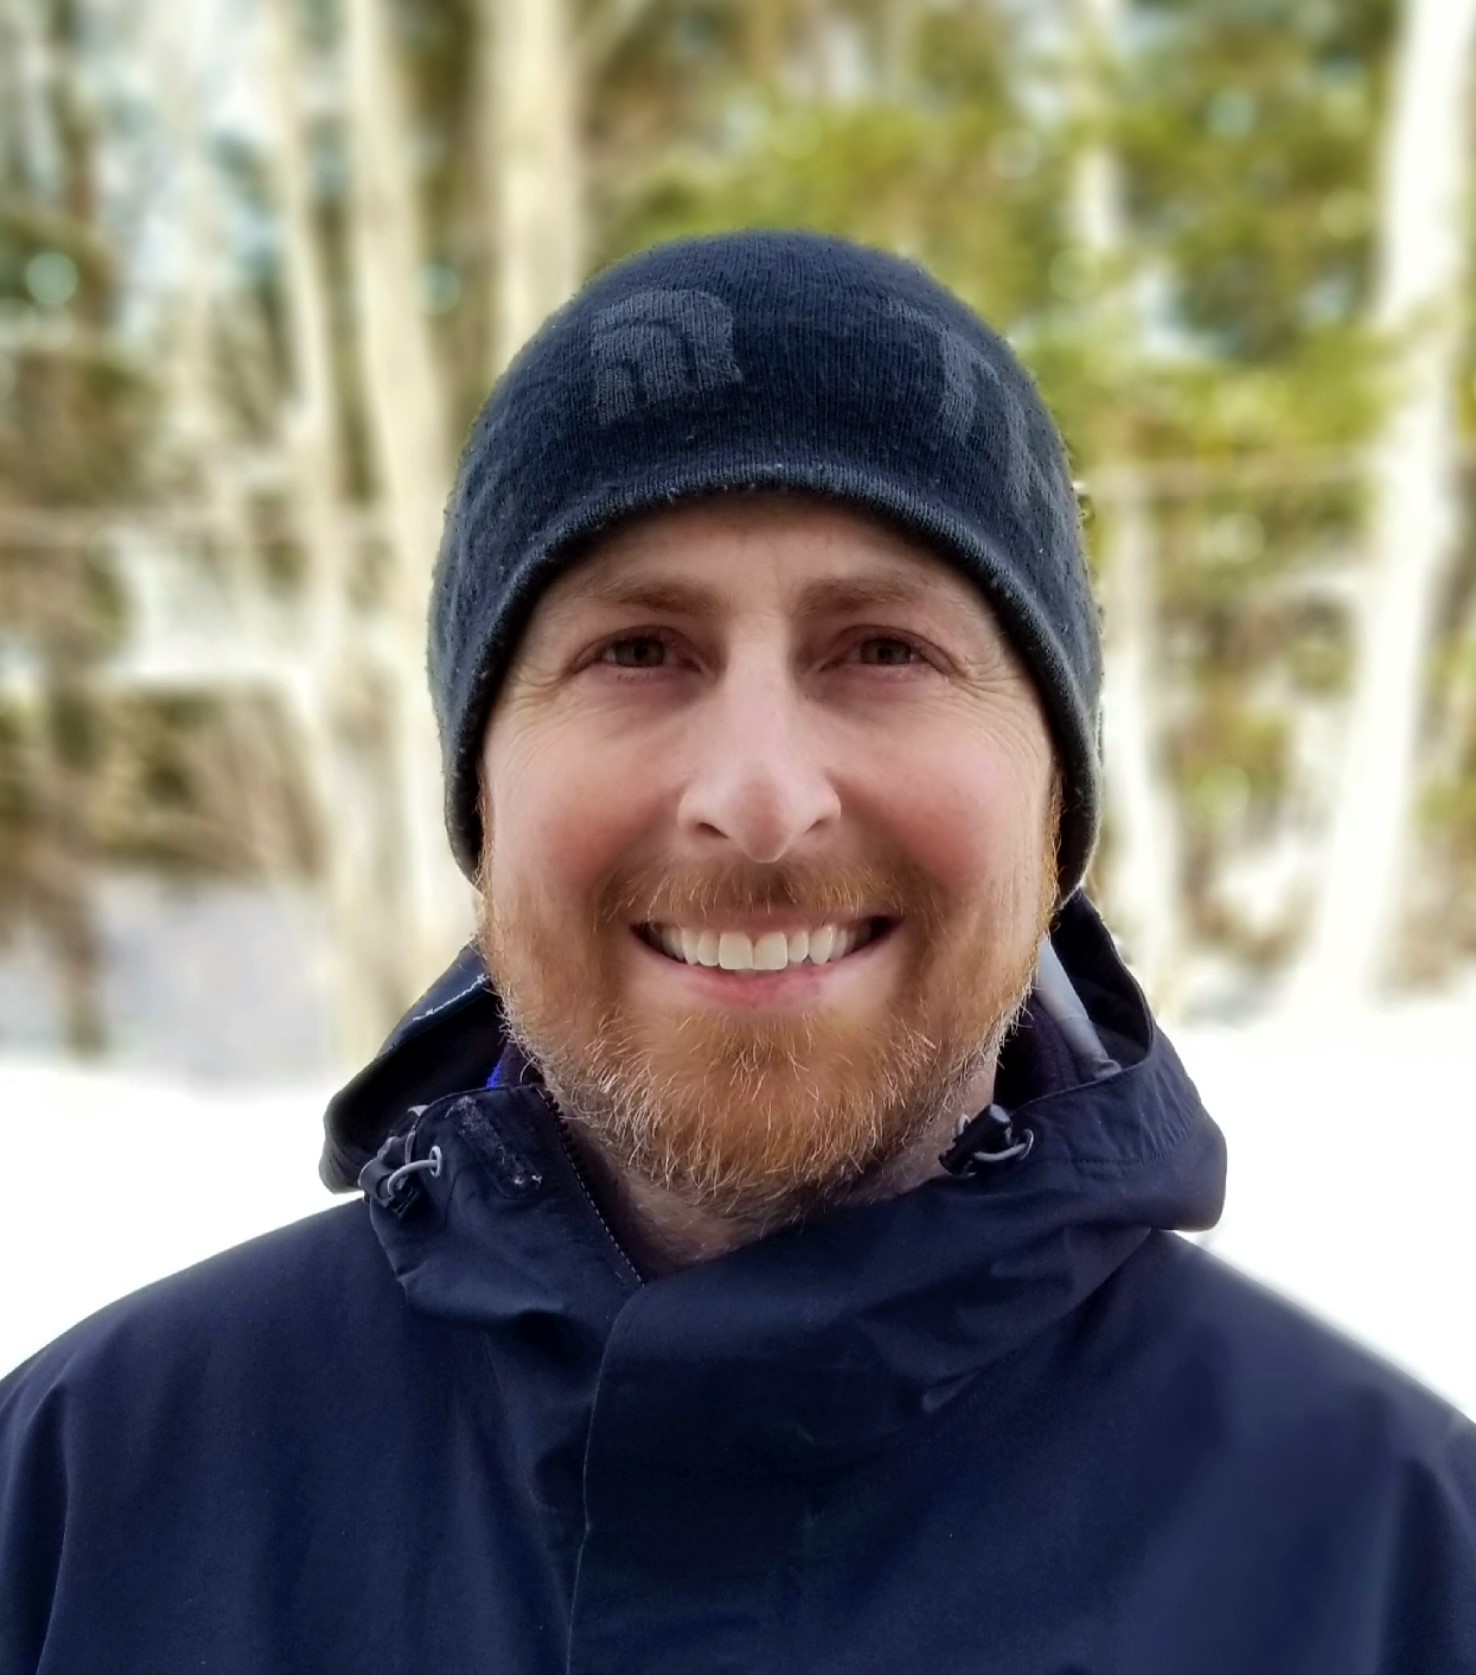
left=898, top=795, right=1001, bottom=900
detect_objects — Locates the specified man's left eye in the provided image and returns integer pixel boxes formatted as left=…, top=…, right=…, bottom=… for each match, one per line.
left=853, top=636, right=925, bottom=666
left=602, top=635, right=671, bottom=668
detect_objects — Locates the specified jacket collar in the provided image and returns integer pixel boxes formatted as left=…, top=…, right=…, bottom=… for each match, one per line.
left=319, top=944, right=499, bottom=1191
left=320, top=892, right=1226, bottom=1471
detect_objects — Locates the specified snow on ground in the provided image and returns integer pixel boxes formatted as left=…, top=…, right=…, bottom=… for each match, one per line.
left=1179, top=996, right=1476, bottom=1418
left=2, top=1002, right=1472, bottom=1416
left=0, top=1060, right=338, bottom=1379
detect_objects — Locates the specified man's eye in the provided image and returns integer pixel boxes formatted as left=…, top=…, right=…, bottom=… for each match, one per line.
left=854, top=636, right=925, bottom=667
left=600, top=634, right=671, bottom=669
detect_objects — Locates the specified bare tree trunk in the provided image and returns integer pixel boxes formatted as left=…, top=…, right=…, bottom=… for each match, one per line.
left=879, top=0, right=919, bottom=100
left=3, top=0, right=61, bottom=201
left=1430, top=598, right=1476, bottom=794
left=485, top=0, right=584, bottom=375
left=341, top=0, right=475, bottom=994
left=741, top=0, right=787, bottom=86
left=50, top=0, right=99, bottom=226
left=263, top=0, right=410, bottom=1060
left=1290, top=0, right=1476, bottom=1009
left=33, top=587, right=107, bottom=1054
left=0, top=0, right=27, bottom=189
left=799, top=0, right=843, bottom=103
left=1095, top=478, right=1182, bottom=1005
left=31, top=0, right=105, bottom=1051
left=1069, top=0, right=1184, bottom=1011
left=151, top=0, right=305, bottom=885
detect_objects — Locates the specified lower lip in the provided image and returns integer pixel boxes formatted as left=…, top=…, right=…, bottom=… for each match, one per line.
left=631, top=922, right=899, bottom=1009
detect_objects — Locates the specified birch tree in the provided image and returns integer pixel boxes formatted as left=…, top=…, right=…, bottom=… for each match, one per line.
left=263, top=0, right=411, bottom=1058
left=1292, top=0, right=1476, bottom=1007
left=2, top=0, right=62, bottom=199
left=485, top=0, right=583, bottom=375
left=14, top=0, right=107, bottom=1051
left=341, top=0, right=474, bottom=991
left=149, top=0, right=311, bottom=879
left=1069, top=0, right=1183, bottom=1009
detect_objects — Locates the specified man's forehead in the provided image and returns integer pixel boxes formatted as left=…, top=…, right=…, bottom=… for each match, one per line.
left=532, top=497, right=995, bottom=631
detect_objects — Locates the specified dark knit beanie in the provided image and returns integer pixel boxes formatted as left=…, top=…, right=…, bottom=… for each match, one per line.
left=430, top=229, right=1102, bottom=902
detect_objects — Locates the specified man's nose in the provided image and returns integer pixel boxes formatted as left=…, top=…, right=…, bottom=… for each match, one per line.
left=675, top=665, right=842, bottom=863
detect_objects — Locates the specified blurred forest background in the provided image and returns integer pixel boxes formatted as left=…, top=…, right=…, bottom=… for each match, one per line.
left=3, top=0, right=1476, bottom=1079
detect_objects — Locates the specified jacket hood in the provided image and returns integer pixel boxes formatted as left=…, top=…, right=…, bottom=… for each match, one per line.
left=320, top=891, right=1226, bottom=1473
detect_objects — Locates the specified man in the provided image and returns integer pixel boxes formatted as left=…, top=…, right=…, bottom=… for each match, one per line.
left=2, top=230, right=1473, bottom=1673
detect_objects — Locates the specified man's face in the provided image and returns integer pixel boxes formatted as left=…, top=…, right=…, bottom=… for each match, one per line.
left=478, top=495, right=1059, bottom=1229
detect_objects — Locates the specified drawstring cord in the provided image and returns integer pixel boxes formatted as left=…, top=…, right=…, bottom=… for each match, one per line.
left=359, top=1119, right=443, bottom=1214
left=381, top=1146, right=443, bottom=1197
left=939, top=1103, right=1035, bottom=1177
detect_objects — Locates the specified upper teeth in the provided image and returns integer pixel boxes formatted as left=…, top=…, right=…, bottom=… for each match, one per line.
left=647, top=923, right=871, bottom=972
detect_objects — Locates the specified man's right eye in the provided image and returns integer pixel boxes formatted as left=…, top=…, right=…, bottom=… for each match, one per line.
left=599, top=633, right=675, bottom=671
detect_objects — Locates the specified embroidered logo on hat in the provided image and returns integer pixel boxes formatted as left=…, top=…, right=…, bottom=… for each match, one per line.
left=590, top=289, right=744, bottom=425
left=885, top=299, right=1076, bottom=557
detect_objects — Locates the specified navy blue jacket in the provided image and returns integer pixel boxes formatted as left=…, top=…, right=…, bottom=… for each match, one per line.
left=3, top=896, right=1474, bottom=1673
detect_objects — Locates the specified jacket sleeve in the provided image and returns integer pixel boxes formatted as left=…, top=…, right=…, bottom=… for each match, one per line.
left=1380, top=1411, right=1476, bottom=1673
left=0, top=1357, right=68, bottom=1675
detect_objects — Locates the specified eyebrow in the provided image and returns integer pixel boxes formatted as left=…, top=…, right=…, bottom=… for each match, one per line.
left=550, top=570, right=962, bottom=628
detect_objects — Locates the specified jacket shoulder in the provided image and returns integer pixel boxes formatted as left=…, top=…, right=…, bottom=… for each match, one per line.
left=1115, top=1235, right=1476, bottom=1663
left=1094, top=1234, right=1476, bottom=1536
left=0, top=1203, right=402, bottom=1671
left=0, top=1201, right=390, bottom=1430
left=1153, top=1234, right=1471, bottom=1441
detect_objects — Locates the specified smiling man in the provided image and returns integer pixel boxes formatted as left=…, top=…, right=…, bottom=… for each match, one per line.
left=476, top=496, right=1062, bottom=1269
left=2, top=230, right=1474, bottom=1674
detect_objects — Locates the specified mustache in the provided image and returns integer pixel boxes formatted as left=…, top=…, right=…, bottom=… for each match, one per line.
left=596, top=856, right=949, bottom=932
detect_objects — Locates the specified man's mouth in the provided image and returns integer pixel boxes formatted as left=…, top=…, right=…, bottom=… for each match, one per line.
left=634, top=917, right=898, bottom=974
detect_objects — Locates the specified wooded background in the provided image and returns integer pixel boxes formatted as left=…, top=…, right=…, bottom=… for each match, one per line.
left=3, top=0, right=1475, bottom=1075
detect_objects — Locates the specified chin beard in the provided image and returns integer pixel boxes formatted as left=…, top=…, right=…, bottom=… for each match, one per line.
left=550, top=1024, right=1010, bottom=1234
left=490, top=940, right=1038, bottom=1236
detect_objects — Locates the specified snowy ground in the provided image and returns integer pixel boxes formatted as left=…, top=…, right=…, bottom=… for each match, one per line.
left=2, top=1002, right=1473, bottom=1416
left=1179, top=998, right=1476, bottom=1417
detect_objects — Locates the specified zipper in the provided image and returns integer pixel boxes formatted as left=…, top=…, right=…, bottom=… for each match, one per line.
left=553, top=1113, right=645, bottom=1287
